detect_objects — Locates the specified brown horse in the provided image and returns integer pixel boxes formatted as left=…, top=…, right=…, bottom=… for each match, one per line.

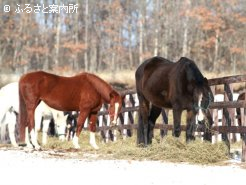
left=135, top=57, right=211, bottom=146
left=18, top=71, right=124, bottom=149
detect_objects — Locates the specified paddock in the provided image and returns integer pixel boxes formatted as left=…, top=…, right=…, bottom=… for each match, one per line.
left=0, top=148, right=245, bottom=185
left=0, top=75, right=245, bottom=162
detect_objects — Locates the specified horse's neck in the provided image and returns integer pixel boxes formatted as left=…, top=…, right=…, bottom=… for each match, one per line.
left=86, top=74, right=113, bottom=102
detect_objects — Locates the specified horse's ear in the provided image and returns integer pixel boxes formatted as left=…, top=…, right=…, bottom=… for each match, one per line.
left=121, top=94, right=126, bottom=101
left=204, top=77, right=208, bottom=83
left=109, top=91, right=118, bottom=99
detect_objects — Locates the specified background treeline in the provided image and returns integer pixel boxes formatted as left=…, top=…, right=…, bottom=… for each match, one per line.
left=0, top=0, right=245, bottom=76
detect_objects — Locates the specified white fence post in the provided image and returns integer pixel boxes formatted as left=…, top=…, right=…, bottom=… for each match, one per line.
left=123, top=94, right=130, bottom=140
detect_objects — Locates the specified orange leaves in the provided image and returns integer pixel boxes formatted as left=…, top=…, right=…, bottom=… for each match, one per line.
left=233, top=13, right=246, bottom=24
left=111, top=0, right=122, bottom=12
left=188, top=6, right=225, bottom=31
left=25, top=46, right=48, bottom=55
left=230, top=47, right=244, bottom=55
left=62, top=42, right=87, bottom=53
left=188, top=6, right=212, bottom=19
left=199, top=37, right=217, bottom=49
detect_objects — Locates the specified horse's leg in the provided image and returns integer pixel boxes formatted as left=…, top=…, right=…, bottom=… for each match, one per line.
left=6, top=111, right=18, bottom=147
left=88, top=113, right=99, bottom=149
left=34, top=109, right=44, bottom=144
left=137, top=94, right=150, bottom=146
left=148, top=105, right=162, bottom=144
left=27, top=107, right=41, bottom=150
left=25, top=127, right=33, bottom=148
left=186, top=110, right=196, bottom=142
left=203, top=110, right=213, bottom=142
left=65, top=121, right=71, bottom=141
left=41, top=119, right=50, bottom=145
left=173, top=108, right=182, bottom=137
left=236, top=107, right=243, bottom=139
left=72, top=110, right=89, bottom=149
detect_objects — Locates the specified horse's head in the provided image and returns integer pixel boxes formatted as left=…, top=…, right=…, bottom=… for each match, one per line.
left=183, top=58, right=211, bottom=122
left=192, top=77, right=211, bottom=122
left=53, top=111, right=68, bottom=141
left=108, top=91, right=124, bottom=127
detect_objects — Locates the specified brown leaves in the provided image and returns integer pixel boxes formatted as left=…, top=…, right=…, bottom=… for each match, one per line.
left=189, top=6, right=225, bottom=31
left=25, top=46, right=49, bottom=55
left=62, top=42, right=87, bottom=53
left=230, top=47, right=244, bottom=55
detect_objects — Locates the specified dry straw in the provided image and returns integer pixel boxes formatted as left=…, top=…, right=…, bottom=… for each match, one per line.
left=42, top=132, right=229, bottom=164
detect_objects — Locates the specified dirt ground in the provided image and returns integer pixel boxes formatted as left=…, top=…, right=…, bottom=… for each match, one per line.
left=0, top=147, right=245, bottom=185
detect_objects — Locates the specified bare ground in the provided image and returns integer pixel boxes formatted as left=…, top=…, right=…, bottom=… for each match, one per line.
left=0, top=147, right=245, bottom=185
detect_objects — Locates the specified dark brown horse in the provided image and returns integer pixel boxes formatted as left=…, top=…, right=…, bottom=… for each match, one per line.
left=135, top=57, right=211, bottom=146
left=18, top=71, right=124, bottom=149
left=236, top=92, right=246, bottom=140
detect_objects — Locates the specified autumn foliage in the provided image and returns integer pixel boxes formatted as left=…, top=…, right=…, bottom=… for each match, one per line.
left=0, top=0, right=245, bottom=75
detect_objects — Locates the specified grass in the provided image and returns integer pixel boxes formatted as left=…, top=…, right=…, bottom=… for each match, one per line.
left=40, top=130, right=229, bottom=165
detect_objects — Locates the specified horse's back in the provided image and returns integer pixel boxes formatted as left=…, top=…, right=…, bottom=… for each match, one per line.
left=19, top=71, right=60, bottom=89
left=136, top=57, right=172, bottom=80
left=0, top=82, right=18, bottom=97
left=19, top=71, right=105, bottom=111
left=0, top=82, right=19, bottom=113
left=20, top=71, right=77, bottom=110
left=135, top=57, right=173, bottom=93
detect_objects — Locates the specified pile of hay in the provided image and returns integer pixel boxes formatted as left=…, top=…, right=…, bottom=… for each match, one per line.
left=44, top=132, right=229, bottom=164
left=99, top=135, right=229, bottom=164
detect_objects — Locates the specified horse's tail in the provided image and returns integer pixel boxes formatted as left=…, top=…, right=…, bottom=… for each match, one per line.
left=18, top=84, right=27, bottom=142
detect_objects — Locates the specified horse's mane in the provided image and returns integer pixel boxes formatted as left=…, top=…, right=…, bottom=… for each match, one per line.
left=177, top=57, right=205, bottom=86
left=85, top=73, right=114, bottom=102
left=168, top=57, right=205, bottom=98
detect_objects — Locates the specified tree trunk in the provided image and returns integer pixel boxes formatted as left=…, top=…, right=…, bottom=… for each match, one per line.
left=55, top=0, right=61, bottom=68
left=182, top=0, right=191, bottom=57
left=84, top=0, right=89, bottom=71
left=138, top=2, right=144, bottom=64
left=128, top=23, right=133, bottom=68
left=214, top=29, right=219, bottom=72
left=154, top=0, right=160, bottom=56
left=73, top=0, right=79, bottom=70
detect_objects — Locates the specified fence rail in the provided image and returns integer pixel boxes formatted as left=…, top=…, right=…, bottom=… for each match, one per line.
left=96, top=124, right=246, bottom=133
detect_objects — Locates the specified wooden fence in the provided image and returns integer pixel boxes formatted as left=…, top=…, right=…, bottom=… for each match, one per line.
left=95, top=75, right=246, bottom=162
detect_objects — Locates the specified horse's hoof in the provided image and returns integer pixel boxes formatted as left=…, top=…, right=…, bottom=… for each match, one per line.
left=12, top=143, right=18, bottom=148
left=137, top=143, right=146, bottom=148
left=74, top=145, right=81, bottom=149
left=35, top=146, right=42, bottom=151
left=26, top=143, right=34, bottom=149
left=73, top=143, right=81, bottom=149
left=90, top=143, right=99, bottom=150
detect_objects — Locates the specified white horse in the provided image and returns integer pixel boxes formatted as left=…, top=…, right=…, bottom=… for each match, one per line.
left=0, top=82, right=68, bottom=148
left=0, top=82, right=19, bottom=146
left=34, top=101, right=68, bottom=145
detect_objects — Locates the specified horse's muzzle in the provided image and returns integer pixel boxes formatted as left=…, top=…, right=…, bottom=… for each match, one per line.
left=197, top=113, right=204, bottom=122
left=110, top=121, right=117, bottom=127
